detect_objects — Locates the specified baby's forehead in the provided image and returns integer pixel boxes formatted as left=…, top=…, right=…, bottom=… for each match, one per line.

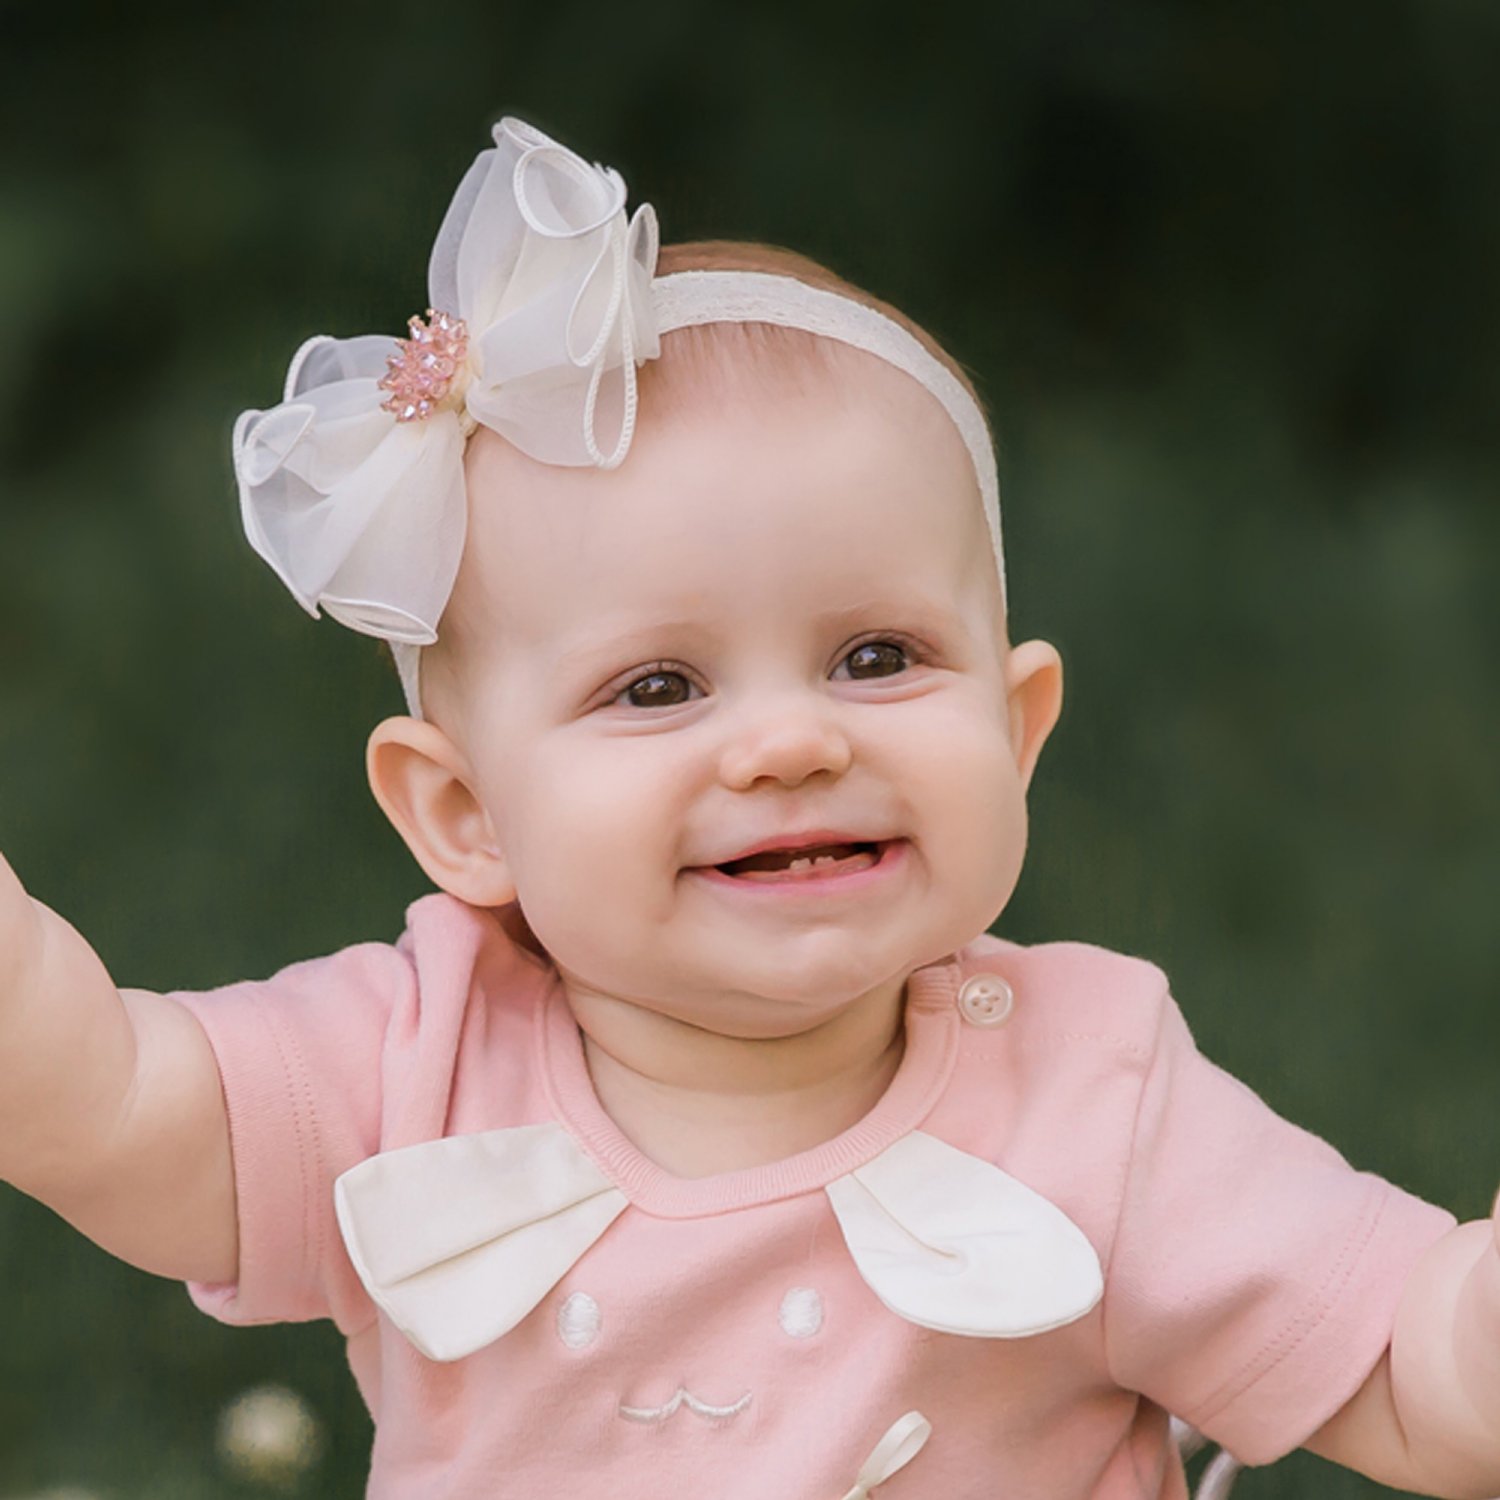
left=444, top=366, right=997, bottom=658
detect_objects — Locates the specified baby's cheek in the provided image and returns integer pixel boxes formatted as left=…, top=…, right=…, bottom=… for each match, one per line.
left=920, top=727, right=1026, bottom=861
left=495, top=758, right=627, bottom=908
left=922, top=749, right=1030, bottom=940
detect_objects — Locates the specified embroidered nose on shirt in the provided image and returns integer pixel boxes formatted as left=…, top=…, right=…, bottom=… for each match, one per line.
left=956, top=974, right=1014, bottom=1028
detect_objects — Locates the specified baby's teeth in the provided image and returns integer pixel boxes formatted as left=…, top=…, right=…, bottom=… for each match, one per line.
left=780, top=853, right=843, bottom=874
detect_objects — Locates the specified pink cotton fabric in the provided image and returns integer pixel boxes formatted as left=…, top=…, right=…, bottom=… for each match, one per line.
left=174, top=895, right=1454, bottom=1499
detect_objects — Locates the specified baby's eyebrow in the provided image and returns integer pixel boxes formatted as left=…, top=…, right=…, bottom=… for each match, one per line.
left=808, top=598, right=977, bottom=643
left=553, top=619, right=728, bottom=677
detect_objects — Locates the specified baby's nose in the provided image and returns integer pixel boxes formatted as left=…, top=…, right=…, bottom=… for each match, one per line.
left=717, top=700, right=853, bottom=790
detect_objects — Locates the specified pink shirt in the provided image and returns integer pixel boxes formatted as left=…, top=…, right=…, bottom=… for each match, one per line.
left=175, top=894, right=1453, bottom=1498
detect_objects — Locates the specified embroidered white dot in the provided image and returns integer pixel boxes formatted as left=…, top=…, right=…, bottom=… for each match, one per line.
left=778, top=1286, right=825, bottom=1338
left=556, top=1291, right=602, bottom=1350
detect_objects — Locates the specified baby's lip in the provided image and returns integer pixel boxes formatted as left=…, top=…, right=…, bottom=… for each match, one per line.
left=696, top=829, right=884, bottom=871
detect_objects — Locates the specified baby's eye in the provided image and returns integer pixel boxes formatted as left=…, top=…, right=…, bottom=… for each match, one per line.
left=836, top=640, right=912, bottom=680
left=615, top=668, right=700, bottom=709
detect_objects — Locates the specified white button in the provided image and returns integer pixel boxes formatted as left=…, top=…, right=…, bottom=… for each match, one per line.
left=957, top=974, right=1014, bottom=1027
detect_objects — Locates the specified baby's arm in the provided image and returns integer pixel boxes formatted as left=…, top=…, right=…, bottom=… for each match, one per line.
left=1306, top=1207, right=1500, bottom=1497
left=0, top=852, right=236, bottom=1284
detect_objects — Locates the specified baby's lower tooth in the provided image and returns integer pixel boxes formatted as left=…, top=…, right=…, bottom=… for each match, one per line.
left=789, top=857, right=811, bottom=872
left=814, top=854, right=835, bottom=865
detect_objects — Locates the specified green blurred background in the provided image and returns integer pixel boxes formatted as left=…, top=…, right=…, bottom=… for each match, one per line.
left=2, top=1, right=1498, bottom=1496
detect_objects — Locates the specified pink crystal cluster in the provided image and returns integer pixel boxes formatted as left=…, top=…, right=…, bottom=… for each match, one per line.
left=378, top=309, right=470, bottom=422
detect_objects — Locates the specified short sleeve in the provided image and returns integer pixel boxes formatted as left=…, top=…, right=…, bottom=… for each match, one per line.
left=170, top=936, right=419, bottom=1334
left=1102, top=992, right=1456, bottom=1466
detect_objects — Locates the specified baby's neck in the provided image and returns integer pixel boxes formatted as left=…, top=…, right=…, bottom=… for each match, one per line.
left=568, top=978, right=908, bottom=1179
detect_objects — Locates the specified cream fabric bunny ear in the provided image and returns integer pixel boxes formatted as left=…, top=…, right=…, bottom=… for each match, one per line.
left=233, top=117, right=661, bottom=646
left=825, top=1132, right=1103, bottom=1338
left=334, top=1124, right=628, bottom=1363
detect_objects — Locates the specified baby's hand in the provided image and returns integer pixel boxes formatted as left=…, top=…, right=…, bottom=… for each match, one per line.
left=0, top=851, right=237, bottom=1283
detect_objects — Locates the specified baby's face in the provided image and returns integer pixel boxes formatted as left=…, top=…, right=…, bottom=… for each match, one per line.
left=424, top=363, right=1052, bottom=1035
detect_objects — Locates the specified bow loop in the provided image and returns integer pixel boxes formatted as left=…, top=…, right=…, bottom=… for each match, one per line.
left=235, top=403, right=315, bottom=489
left=840, top=1412, right=932, bottom=1500
left=234, top=372, right=466, bottom=644
left=453, top=124, right=657, bottom=471
left=285, top=333, right=399, bottom=401
left=512, top=139, right=627, bottom=241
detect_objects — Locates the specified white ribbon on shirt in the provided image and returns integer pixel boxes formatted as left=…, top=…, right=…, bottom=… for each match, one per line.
left=840, top=1411, right=932, bottom=1499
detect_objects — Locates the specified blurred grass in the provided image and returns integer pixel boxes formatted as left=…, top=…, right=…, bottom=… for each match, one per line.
left=2, top=1, right=1499, bottom=1495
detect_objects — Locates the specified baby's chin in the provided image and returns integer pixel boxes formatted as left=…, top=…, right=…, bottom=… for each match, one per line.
left=672, top=985, right=895, bottom=1041
left=686, top=917, right=991, bottom=1012
left=574, top=951, right=929, bottom=1038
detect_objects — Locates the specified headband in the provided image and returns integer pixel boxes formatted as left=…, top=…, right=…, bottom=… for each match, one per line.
left=231, top=118, right=1005, bottom=717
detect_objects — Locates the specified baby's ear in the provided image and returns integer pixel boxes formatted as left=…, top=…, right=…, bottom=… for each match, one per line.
left=365, top=717, right=516, bottom=907
left=1004, top=640, right=1064, bottom=793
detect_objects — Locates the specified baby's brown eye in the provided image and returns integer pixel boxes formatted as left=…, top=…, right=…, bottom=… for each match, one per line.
left=623, top=670, right=695, bottom=708
left=842, top=641, right=909, bottom=679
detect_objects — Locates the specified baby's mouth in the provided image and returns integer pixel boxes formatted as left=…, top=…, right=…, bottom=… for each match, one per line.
left=714, top=841, right=881, bottom=882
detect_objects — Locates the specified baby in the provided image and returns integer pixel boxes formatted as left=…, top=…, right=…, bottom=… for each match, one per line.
left=2, top=117, right=1499, bottom=1500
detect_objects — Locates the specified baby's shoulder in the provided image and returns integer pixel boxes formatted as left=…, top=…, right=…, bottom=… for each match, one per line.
left=950, top=931, right=1177, bottom=1064
left=394, top=892, right=555, bottom=1010
left=218, top=892, right=548, bottom=1032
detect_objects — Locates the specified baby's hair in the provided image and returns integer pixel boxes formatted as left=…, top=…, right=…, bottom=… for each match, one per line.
left=640, top=239, right=994, bottom=442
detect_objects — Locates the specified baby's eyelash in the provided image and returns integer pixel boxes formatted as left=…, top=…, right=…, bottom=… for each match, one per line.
left=604, top=661, right=705, bottom=710
left=591, top=634, right=935, bottom=710
left=833, top=632, right=934, bottom=676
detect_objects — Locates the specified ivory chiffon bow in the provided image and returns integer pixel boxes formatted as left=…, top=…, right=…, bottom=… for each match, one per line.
left=233, top=118, right=660, bottom=645
left=334, top=1125, right=1103, bottom=1363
